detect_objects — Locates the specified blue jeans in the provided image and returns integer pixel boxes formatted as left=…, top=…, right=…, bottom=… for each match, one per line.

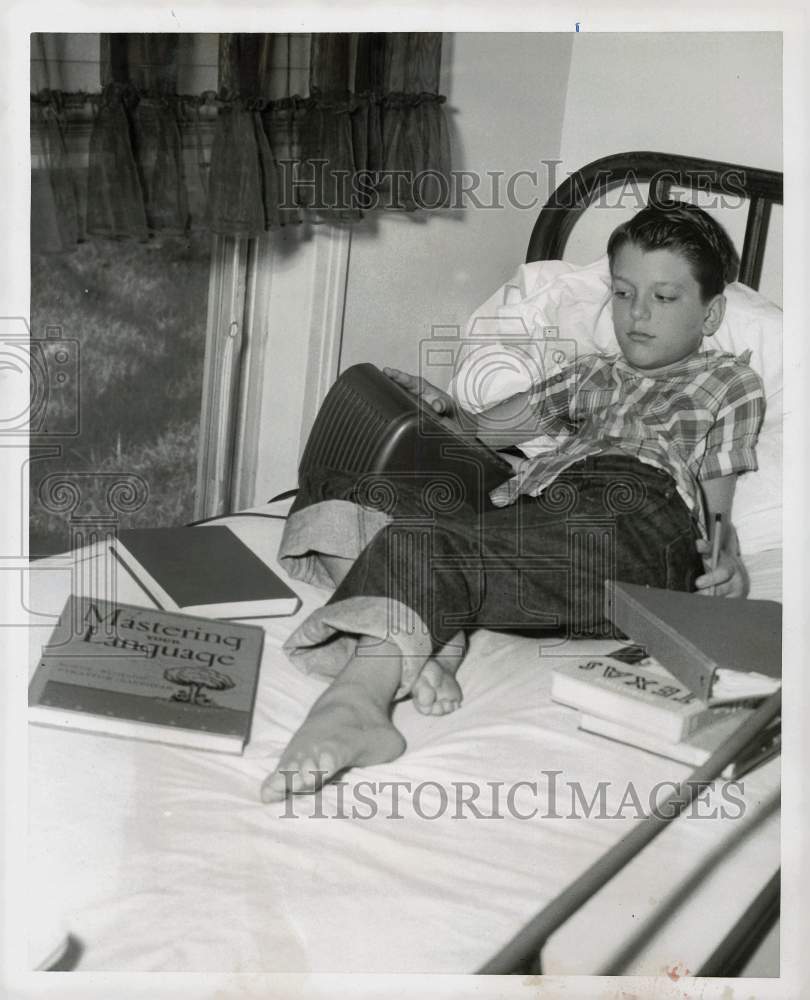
left=288, top=454, right=703, bottom=649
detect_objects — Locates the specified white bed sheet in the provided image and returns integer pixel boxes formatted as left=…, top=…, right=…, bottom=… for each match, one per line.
left=25, top=509, right=781, bottom=974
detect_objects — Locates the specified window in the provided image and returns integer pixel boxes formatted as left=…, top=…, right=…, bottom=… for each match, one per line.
left=29, top=231, right=213, bottom=556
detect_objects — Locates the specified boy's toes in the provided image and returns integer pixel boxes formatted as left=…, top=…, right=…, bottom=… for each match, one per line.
left=414, top=683, right=438, bottom=713
left=412, top=661, right=443, bottom=714
left=261, top=770, right=291, bottom=803
left=430, top=695, right=461, bottom=716
left=296, top=757, right=320, bottom=790
left=261, top=750, right=338, bottom=802
left=411, top=659, right=463, bottom=716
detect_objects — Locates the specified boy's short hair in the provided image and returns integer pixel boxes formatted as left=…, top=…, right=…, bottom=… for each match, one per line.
left=607, top=200, right=740, bottom=300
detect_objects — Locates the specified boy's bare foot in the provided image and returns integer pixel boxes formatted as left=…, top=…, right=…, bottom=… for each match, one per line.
left=411, top=631, right=466, bottom=716
left=261, top=640, right=405, bottom=802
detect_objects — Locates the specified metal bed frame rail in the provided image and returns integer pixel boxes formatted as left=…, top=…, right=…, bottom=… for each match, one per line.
left=477, top=691, right=782, bottom=974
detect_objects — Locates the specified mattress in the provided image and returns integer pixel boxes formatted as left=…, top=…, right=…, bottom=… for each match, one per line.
left=22, top=505, right=781, bottom=976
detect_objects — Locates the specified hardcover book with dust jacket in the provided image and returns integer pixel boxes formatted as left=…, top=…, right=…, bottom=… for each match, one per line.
left=28, top=595, right=266, bottom=754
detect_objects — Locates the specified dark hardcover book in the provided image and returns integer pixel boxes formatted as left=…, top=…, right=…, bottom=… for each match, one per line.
left=113, top=525, right=301, bottom=619
left=28, top=596, right=266, bottom=754
left=606, top=582, right=782, bottom=702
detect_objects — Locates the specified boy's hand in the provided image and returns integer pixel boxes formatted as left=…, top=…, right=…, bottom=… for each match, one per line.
left=383, top=367, right=457, bottom=418
left=694, top=537, right=750, bottom=598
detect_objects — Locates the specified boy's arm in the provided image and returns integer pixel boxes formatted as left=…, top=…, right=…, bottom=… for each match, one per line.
left=694, top=363, right=765, bottom=599
left=465, top=388, right=554, bottom=447
left=384, top=367, right=570, bottom=448
left=694, top=475, right=749, bottom=598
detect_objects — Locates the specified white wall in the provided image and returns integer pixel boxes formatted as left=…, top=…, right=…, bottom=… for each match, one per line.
left=559, top=32, right=782, bottom=175
left=556, top=32, right=783, bottom=303
left=339, top=33, right=574, bottom=386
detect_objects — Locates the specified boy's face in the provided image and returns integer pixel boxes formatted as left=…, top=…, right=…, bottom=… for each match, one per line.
left=610, top=243, right=723, bottom=370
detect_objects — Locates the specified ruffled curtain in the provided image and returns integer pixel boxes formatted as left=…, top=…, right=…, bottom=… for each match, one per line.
left=379, top=32, right=452, bottom=211
left=31, top=32, right=452, bottom=251
left=207, top=33, right=291, bottom=234
left=88, top=34, right=188, bottom=239
left=30, top=98, right=84, bottom=252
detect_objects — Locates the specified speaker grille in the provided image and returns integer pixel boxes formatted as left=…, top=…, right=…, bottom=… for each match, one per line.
left=300, top=378, right=390, bottom=478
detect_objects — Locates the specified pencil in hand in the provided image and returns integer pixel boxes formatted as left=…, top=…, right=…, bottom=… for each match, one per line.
left=710, top=512, right=723, bottom=596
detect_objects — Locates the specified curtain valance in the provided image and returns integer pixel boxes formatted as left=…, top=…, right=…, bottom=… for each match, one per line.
left=31, top=32, right=452, bottom=252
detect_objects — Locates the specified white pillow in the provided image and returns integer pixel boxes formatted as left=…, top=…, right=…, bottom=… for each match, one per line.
left=450, top=256, right=782, bottom=556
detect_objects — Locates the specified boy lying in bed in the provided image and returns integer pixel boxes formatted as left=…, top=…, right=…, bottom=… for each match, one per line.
left=260, top=200, right=765, bottom=803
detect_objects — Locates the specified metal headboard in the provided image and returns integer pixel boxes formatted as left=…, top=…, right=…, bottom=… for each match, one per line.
left=526, top=151, right=783, bottom=291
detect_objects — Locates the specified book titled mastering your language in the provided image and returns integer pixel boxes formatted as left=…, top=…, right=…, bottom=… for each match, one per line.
left=28, top=596, right=266, bottom=753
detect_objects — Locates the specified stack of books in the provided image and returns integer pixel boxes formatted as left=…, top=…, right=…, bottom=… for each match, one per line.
left=28, top=523, right=303, bottom=755
left=551, top=583, right=782, bottom=778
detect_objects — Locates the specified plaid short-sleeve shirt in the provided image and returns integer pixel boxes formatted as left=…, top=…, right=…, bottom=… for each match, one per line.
left=488, top=349, right=766, bottom=532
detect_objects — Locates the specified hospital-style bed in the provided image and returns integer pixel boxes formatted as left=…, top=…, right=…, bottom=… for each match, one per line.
left=22, top=151, right=783, bottom=983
